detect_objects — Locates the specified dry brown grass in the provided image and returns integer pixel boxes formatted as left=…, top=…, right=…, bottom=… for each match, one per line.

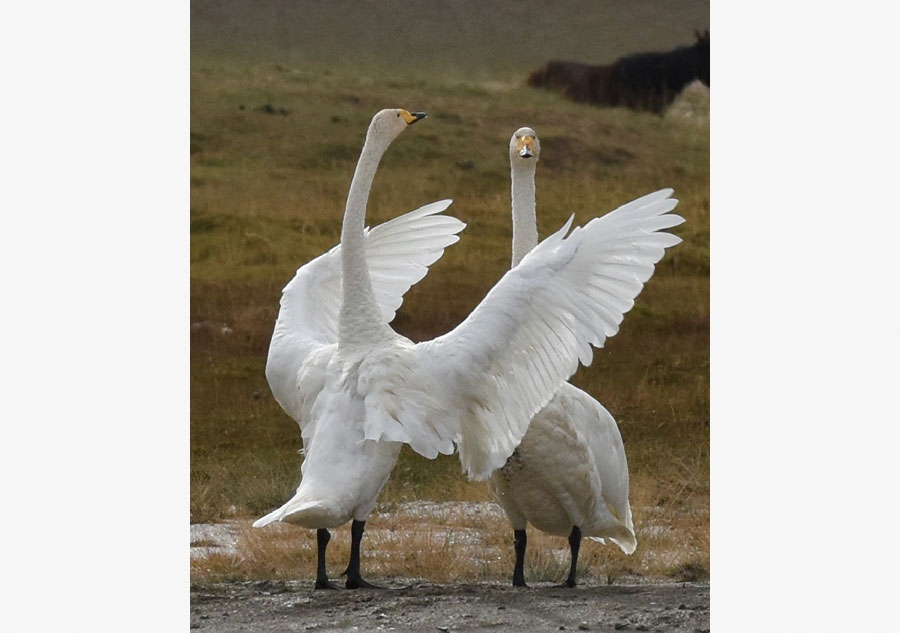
left=191, top=497, right=708, bottom=585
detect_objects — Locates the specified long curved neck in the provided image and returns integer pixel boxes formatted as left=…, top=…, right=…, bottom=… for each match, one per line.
left=338, top=133, right=394, bottom=349
left=510, top=159, right=538, bottom=267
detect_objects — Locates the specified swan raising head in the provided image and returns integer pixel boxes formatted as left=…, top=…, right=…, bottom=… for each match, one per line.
left=258, top=108, right=463, bottom=589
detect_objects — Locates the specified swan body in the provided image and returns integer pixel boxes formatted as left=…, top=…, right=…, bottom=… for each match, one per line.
left=264, top=198, right=466, bottom=445
left=490, top=384, right=634, bottom=545
left=254, top=111, right=683, bottom=589
left=489, top=127, right=662, bottom=587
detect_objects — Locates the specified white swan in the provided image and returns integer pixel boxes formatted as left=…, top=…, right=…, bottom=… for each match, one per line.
left=254, top=110, right=683, bottom=590
left=488, top=127, right=676, bottom=587
left=259, top=109, right=465, bottom=589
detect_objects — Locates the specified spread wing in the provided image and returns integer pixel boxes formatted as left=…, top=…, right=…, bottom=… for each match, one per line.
left=265, top=200, right=465, bottom=430
left=361, top=189, right=683, bottom=479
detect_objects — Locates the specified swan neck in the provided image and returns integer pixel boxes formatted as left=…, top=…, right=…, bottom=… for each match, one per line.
left=510, top=160, right=538, bottom=267
left=339, top=133, right=392, bottom=348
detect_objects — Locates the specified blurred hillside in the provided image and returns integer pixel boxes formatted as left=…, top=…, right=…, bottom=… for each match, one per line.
left=192, top=0, right=710, bottom=78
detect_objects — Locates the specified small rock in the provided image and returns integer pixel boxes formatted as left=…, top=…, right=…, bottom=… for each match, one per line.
left=579, top=624, right=591, bottom=631
left=437, top=627, right=450, bottom=633
left=559, top=627, right=566, bottom=631
left=497, top=606, right=506, bottom=610
left=614, top=625, right=628, bottom=631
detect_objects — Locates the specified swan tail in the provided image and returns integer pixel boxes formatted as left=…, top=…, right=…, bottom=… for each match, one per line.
left=252, top=500, right=335, bottom=529
left=587, top=529, right=636, bottom=555
left=609, top=532, right=637, bottom=555
left=252, top=506, right=287, bottom=529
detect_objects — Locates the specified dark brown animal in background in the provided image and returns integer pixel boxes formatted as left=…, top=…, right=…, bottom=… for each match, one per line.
left=528, top=30, right=709, bottom=113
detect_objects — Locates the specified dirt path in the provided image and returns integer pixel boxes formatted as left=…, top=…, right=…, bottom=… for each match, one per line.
left=190, top=580, right=709, bottom=632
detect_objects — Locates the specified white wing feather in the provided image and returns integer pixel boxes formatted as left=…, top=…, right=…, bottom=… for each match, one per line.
left=360, top=189, right=683, bottom=480
left=264, top=200, right=464, bottom=434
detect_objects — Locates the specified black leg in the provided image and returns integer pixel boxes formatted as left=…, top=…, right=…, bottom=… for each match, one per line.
left=315, top=528, right=339, bottom=590
left=558, top=525, right=582, bottom=588
left=512, top=529, right=528, bottom=587
left=344, top=520, right=379, bottom=589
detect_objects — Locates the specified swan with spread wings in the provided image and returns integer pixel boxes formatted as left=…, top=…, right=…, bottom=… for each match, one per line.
left=490, top=128, right=652, bottom=589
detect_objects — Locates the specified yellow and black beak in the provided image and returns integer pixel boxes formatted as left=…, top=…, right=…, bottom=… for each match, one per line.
left=517, top=135, right=536, bottom=158
left=400, top=110, right=427, bottom=125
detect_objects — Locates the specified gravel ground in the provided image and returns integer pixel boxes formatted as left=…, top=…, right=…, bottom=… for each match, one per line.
left=190, top=580, right=709, bottom=632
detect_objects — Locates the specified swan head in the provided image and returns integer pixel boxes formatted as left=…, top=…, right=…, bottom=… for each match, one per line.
left=510, top=127, right=540, bottom=163
left=366, top=108, right=427, bottom=146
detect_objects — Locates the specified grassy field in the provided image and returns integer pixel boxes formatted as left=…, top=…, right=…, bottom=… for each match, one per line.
left=191, top=1, right=708, bottom=585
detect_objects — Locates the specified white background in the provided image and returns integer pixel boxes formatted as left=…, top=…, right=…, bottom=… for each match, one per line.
left=1, top=2, right=898, bottom=630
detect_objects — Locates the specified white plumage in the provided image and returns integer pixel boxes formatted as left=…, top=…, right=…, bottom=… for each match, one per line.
left=264, top=198, right=465, bottom=447
left=255, top=109, right=464, bottom=589
left=488, top=127, right=681, bottom=587
left=254, top=110, right=683, bottom=590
